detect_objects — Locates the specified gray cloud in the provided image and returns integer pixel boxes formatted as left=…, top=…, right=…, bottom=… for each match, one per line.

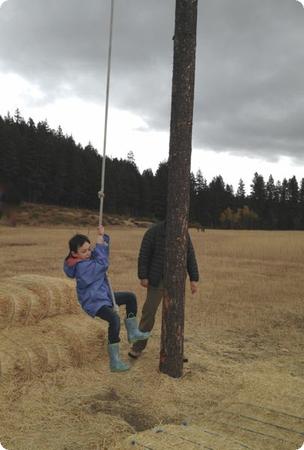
left=0, top=0, right=303, bottom=162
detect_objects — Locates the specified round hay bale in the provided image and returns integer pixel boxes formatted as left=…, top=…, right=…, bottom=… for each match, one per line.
left=0, top=315, right=105, bottom=382
left=0, top=275, right=81, bottom=330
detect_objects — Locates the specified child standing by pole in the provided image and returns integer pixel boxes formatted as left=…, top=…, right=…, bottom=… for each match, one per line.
left=64, top=225, right=150, bottom=372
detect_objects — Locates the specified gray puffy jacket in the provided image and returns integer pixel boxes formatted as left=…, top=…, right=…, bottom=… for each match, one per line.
left=138, top=221, right=199, bottom=287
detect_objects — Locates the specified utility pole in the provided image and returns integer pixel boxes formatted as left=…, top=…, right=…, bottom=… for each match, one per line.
left=159, top=0, right=198, bottom=378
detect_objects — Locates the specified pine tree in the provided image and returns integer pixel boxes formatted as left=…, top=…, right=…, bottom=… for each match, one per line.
left=280, top=178, right=288, bottom=203
left=250, top=172, right=266, bottom=226
left=287, top=176, right=299, bottom=205
left=265, top=175, right=276, bottom=229
left=287, top=176, right=300, bottom=229
left=195, top=170, right=210, bottom=226
left=140, top=169, right=154, bottom=217
left=209, top=175, right=229, bottom=227
left=127, top=150, right=136, bottom=166
left=236, top=179, right=246, bottom=201
left=152, top=161, right=168, bottom=219
left=299, top=178, right=304, bottom=229
left=160, top=0, right=198, bottom=378
left=299, top=178, right=304, bottom=205
left=266, top=175, right=275, bottom=201
left=277, top=178, right=289, bottom=229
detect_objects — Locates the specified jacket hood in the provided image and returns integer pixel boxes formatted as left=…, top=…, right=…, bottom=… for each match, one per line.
left=63, top=256, right=82, bottom=278
left=63, top=236, right=110, bottom=279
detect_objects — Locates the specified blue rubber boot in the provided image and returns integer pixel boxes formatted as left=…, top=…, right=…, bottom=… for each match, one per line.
left=107, top=343, right=130, bottom=372
left=124, top=316, right=151, bottom=344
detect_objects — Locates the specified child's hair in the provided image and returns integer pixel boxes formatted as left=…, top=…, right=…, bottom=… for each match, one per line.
left=67, top=234, right=91, bottom=258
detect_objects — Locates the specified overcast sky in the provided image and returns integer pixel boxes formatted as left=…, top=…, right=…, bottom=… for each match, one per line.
left=0, top=0, right=304, bottom=192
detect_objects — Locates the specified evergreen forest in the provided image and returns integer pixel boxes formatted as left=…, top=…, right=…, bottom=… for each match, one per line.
left=1, top=111, right=304, bottom=229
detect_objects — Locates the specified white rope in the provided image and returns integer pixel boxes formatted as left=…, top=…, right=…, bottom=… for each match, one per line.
left=98, top=0, right=114, bottom=226
left=99, top=0, right=118, bottom=313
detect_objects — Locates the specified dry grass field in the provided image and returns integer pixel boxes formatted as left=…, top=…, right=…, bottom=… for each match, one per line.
left=0, top=222, right=303, bottom=450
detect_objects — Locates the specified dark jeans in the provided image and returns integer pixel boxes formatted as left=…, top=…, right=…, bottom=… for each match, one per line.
left=95, top=291, right=137, bottom=344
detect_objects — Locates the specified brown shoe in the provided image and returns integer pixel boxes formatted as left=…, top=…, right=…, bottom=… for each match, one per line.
left=128, top=350, right=142, bottom=359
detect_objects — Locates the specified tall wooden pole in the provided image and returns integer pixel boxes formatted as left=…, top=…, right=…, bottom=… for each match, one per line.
left=159, top=0, right=198, bottom=378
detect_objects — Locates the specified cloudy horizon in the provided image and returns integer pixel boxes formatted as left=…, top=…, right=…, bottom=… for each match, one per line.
left=0, top=0, right=304, bottom=191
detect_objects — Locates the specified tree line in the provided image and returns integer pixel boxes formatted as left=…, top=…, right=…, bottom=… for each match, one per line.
left=1, top=110, right=304, bottom=229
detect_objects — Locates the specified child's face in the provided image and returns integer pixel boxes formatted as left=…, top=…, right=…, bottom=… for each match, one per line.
left=72, top=242, right=92, bottom=260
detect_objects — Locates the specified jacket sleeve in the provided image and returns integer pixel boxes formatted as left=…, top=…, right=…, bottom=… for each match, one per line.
left=187, top=235, right=199, bottom=282
left=138, top=227, right=154, bottom=280
left=91, top=243, right=109, bottom=268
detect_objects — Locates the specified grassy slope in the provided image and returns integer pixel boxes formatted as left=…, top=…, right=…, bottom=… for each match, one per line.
left=3, top=202, right=153, bottom=227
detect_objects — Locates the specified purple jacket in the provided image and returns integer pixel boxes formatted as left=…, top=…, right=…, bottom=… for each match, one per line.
left=63, top=236, right=112, bottom=317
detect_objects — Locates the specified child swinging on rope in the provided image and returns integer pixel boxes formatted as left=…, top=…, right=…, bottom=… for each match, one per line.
left=64, top=225, right=150, bottom=372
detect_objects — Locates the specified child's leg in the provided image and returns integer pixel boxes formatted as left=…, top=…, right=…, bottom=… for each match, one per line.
left=114, top=292, right=150, bottom=344
left=95, top=306, right=120, bottom=343
left=114, top=292, right=137, bottom=317
left=95, top=306, right=129, bottom=372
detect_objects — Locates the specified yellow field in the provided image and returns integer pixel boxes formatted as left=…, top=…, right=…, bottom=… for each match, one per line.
left=0, top=225, right=303, bottom=450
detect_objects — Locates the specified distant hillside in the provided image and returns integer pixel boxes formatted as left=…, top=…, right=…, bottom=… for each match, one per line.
left=4, top=203, right=153, bottom=227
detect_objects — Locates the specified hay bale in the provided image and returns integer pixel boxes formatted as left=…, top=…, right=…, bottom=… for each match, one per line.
left=0, top=275, right=80, bottom=329
left=0, top=315, right=105, bottom=382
